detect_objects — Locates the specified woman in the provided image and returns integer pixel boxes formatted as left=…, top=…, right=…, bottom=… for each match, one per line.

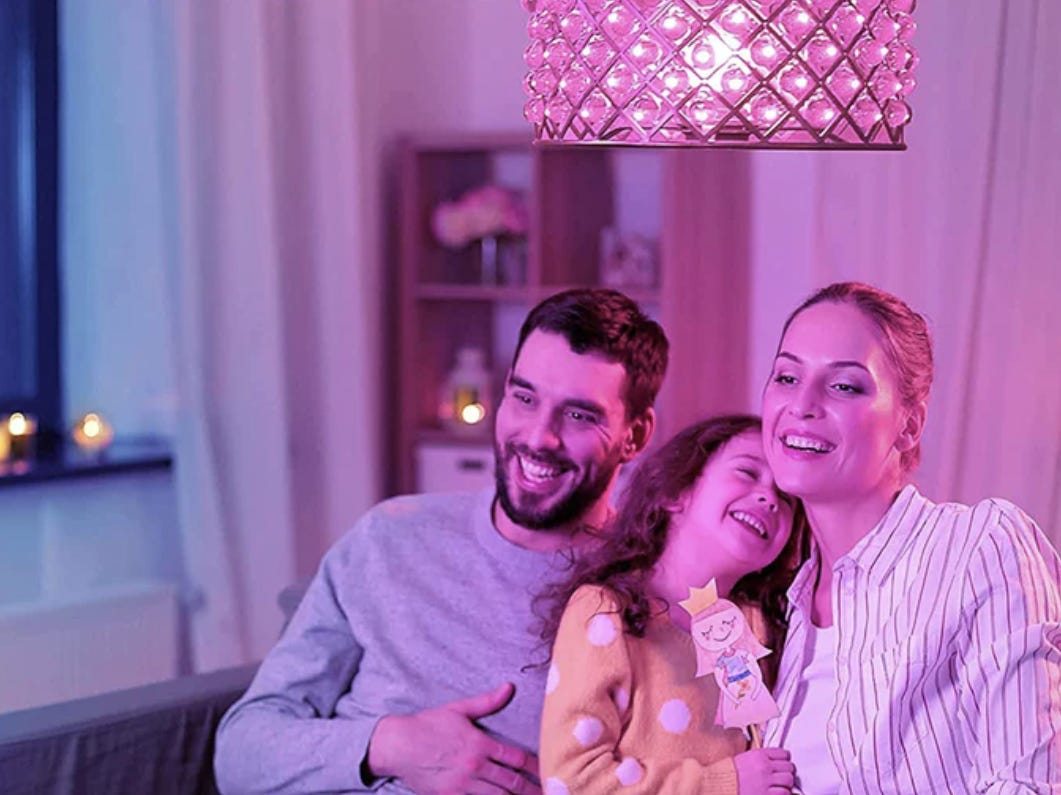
left=538, top=415, right=805, bottom=794
left=761, top=282, right=1061, bottom=793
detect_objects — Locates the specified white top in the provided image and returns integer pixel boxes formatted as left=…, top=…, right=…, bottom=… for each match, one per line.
left=764, top=485, right=1061, bottom=794
left=781, top=623, right=840, bottom=795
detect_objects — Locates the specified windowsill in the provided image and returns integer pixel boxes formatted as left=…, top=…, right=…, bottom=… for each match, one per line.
left=0, top=438, right=173, bottom=488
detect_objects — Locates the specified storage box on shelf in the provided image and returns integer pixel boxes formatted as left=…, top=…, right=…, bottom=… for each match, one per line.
left=393, top=133, right=751, bottom=496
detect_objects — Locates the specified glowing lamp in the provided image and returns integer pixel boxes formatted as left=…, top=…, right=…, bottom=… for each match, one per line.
left=440, top=347, right=493, bottom=432
left=72, top=412, right=115, bottom=455
left=2, top=412, right=38, bottom=462
left=523, top=0, right=917, bottom=149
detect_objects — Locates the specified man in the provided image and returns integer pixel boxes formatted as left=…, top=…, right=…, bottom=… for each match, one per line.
left=215, top=288, right=669, bottom=794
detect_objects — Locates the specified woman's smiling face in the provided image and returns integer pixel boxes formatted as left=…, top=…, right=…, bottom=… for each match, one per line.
left=761, top=301, right=913, bottom=505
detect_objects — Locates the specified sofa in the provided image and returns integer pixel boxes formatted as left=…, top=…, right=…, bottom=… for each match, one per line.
left=0, top=582, right=315, bottom=794
left=0, top=662, right=258, bottom=795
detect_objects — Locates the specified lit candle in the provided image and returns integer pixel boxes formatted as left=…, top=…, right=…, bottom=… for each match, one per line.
left=72, top=412, right=114, bottom=455
left=6, top=412, right=38, bottom=462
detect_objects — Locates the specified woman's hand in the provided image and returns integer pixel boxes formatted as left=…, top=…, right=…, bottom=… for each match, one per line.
left=734, top=747, right=795, bottom=794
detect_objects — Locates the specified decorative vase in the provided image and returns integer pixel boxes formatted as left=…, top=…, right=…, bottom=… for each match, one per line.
left=479, top=235, right=499, bottom=285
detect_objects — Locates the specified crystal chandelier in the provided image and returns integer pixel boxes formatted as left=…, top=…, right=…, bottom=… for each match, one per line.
left=522, top=0, right=917, bottom=149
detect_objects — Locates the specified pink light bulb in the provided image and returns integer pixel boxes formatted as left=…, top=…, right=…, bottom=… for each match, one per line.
left=659, top=64, right=693, bottom=96
left=826, top=64, right=861, bottom=104
left=602, top=5, right=638, bottom=44
left=719, top=5, right=756, bottom=39
left=722, top=66, right=749, bottom=99
left=631, top=93, right=662, bottom=127
left=778, top=63, right=813, bottom=101
left=779, top=6, right=816, bottom=44
left=689, top=37, right=716, bottom=71
left=659, top=11, right=691, bottom=42
left=581, top=35, right=614, bottom=68
left=749, top=34, right=783, bottom=70
left=604, top=61, right=637, bottom=101
left=806, top=32, right=841, bottom=74
left=629, top=35, right=663, bottom=70
left=749, top=93, right=784, bottom=125
left=804, top=92, right=838, bottom=127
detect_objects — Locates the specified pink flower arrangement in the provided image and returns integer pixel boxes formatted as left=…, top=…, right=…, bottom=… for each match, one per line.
left=431, top=185, right=529, bottom=249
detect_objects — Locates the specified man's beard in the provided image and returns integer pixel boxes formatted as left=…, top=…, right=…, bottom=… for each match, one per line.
left=494, top=441, right=622, bottom=530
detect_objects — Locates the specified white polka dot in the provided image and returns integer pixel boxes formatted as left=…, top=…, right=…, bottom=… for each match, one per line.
left=573, top=716, right=604, bottom=746
left=612, top=686, right=630, bottom=712
left=658, top=698, right=692, bottom=733
left=545, top=777, right=570, bottom=795
left=587, top=614, right=617, bottom=646
left=546, top=663, right=560, bottom=695
left=615, top=757, right=644, bottom=786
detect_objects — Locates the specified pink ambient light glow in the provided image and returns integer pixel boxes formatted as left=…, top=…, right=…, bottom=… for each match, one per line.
left=522, top=0, right=917, bottom=149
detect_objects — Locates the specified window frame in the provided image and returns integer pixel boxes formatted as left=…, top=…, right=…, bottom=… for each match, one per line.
left=0, top=0, right=61, bottom=450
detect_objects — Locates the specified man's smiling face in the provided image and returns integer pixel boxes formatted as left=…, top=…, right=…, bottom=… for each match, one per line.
left=493, top=329, right=633, bottom=532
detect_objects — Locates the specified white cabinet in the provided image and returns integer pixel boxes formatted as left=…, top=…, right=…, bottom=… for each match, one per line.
left=415, top=442, right=495, bottom=494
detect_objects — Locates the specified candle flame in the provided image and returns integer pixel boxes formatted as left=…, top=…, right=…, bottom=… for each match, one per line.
left=460, top=403, right=487, bottom=425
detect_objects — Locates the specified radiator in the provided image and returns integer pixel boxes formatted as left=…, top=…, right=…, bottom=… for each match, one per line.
left=0, top=582, right=179, bottom=712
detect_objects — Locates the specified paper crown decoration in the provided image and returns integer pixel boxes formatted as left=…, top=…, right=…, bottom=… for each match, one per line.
left=522, top=0, right=917, bottom=149
left=679, top=580, right=721, bottom=616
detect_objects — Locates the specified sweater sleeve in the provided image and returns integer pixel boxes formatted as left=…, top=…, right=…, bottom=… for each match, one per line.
left=214, top=531, right=381, bottom=794
left=540, top=586, right=739, bottom=795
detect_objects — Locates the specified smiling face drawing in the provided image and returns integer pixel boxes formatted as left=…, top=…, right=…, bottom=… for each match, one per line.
left=693, top=604, right=745, bottom=654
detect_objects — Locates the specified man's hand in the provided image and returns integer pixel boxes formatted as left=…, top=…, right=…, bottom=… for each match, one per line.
left=367, top=683, right=540, bottom=795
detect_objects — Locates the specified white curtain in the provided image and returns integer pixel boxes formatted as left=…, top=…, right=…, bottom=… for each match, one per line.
left=806, top=1, right=1061, bottom=545
left=148, top=1, right=381, bottom=671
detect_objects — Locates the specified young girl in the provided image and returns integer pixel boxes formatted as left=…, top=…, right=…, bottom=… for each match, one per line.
left=538, top=415, right=804, bottom=795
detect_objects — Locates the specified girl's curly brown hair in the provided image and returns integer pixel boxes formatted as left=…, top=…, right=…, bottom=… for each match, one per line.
left=535, top=414, right=808, bottom=664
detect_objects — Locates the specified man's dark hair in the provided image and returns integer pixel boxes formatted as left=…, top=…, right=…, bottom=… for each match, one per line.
left=511, top=288, right=669, bottom=420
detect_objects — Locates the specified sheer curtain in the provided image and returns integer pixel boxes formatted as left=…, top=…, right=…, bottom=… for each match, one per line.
left=149, top=2, right=381, bottom=670
left=807, top=1, right=1061, bottom=544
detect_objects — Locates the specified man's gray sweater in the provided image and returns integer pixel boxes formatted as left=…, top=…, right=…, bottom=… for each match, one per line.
left=215, top=489, right=567, bottom=794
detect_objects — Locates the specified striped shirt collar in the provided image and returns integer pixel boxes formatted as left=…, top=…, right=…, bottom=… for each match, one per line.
left=786, top=484, right=929, bottom=605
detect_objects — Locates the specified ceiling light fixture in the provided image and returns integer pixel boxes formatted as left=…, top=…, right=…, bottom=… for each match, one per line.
left=522, top=0, right=917, bottom=149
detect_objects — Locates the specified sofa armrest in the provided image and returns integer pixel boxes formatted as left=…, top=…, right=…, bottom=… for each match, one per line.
left=0, top=663, right=257, bottom=795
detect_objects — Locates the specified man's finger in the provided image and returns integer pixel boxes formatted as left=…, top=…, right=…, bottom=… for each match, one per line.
left=476, top=760, right=541, bottom=795
left=490, top=743, right=538, bottom=778
left=449, top=683, right=516, bottom=719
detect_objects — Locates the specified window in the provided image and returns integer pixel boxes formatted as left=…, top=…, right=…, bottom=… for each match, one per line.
left=0, top=0, right=60, bottom=449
